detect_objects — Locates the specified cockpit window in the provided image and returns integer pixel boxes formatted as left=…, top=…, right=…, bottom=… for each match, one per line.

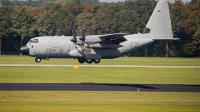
left=30, top=39, right=39, bottom=43
left=28, top=39, right=39, bottom=46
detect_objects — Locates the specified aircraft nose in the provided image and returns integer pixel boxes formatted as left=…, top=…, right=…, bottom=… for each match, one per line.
left=19, top=46, right=29, bottom=55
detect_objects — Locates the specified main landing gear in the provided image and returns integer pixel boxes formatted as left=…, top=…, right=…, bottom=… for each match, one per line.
left=77, top=58, right=101, bottom=64
left=78, top=58, right=85, bottom=64
left=34, top=57, right=101, bottom=64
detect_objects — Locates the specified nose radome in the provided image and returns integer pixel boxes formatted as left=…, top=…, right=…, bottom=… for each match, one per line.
left=19, top=46, right=29, bottom=55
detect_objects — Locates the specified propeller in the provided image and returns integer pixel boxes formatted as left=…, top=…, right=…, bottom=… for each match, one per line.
left=71, top=30, right=77, bottom=43
left=79, top=29, right=85, bottom=44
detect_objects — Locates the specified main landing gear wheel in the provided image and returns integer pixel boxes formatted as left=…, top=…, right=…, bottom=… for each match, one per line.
left=78, top=58, right=85, bottom=64
left=86, top=59, right=93, bottom=64
left=94, top=59, right=101, bottom=64
left=35, top=57, right=41, bottom=63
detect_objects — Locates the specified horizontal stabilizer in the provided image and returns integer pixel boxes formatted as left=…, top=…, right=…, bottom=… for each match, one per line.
left=153, top=38, right=180, bottom=41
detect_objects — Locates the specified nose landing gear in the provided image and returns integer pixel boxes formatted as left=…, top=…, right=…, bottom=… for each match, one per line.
left=35, top=57, right=41, bottom=63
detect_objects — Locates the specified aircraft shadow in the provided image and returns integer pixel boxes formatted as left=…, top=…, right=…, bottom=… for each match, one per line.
left=80, top=83, right=158, bottom=89
left=0, top=83, right=200, bottom=92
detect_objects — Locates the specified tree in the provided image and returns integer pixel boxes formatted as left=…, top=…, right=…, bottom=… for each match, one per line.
left=35, top=12, right=55, bottom=36
left=116, top=9, right=139, bottom=34
left=76, top=4, right=94, bottom=35
left=91, top=4, right=118, bottom=34
left=193, top=25, right=200, bottom=56
left=190, top=0, right=198, bottom=4
left=0, top=7, right=13, bottom=55
left=124, top=0, right=156, bottom=32
left=55, top=0, right=71, bottom=5
left=53, top=8, right=75, bottom=36
left=11, top=7, right=37, bottom=55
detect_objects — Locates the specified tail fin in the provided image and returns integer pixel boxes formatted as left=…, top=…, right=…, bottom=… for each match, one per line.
left=143, top=0, right=177, bottom=40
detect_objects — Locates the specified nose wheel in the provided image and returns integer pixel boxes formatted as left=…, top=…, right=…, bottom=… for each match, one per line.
left=35, top=57, right=41, bottom=63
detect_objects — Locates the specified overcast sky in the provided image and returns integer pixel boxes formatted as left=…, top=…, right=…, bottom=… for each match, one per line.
left=99, top=0, right=192, bottom=3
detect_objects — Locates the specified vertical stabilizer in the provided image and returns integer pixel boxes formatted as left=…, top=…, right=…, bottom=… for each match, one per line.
left=143, top=0, right=173, bottom=39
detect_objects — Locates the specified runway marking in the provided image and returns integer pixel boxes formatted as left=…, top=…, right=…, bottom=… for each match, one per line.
left=0, top=64, right=200, bottom=68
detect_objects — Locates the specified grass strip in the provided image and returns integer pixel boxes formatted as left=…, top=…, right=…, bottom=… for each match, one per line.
left=0, top=91, right=200, bottom=112
left=0, top=67, right=199, bottom=84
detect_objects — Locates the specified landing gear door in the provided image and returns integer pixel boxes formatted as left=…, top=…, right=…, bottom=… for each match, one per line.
left=45, top=48, right=51, bottom=57
left=29, top=45, right=34, bottom=55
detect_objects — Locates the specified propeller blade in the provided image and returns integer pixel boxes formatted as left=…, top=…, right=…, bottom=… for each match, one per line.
left=71, top=30, right=77, bottom=43
left=79, top=29, right=85, bottom=42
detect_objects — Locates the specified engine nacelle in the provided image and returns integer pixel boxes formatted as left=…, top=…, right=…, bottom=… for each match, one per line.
left=68, top=48, right=85, bottom=58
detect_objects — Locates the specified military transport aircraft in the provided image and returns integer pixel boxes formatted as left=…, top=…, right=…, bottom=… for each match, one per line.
left=20, top=0, right=178, bottom=64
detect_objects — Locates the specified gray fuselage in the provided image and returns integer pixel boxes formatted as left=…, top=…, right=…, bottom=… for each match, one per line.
left=26, top=34, right=153, bottom=59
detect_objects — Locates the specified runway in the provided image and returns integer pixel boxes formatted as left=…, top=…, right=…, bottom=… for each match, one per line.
left=0, top=83, right=200, bottom=92
left=0, top=64, right=200, bottom=68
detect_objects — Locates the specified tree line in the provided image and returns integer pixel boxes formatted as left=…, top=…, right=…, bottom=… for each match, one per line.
left=0, top=0, right=199, bottom=57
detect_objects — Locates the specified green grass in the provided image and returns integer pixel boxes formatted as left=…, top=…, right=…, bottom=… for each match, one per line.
left=0, top=67, right=200, bottom=84
left=0, top=55, right=200, bottom=66
left=0, top=91, right=200, bottom=112
left=0, top=55, right=200, bottom=111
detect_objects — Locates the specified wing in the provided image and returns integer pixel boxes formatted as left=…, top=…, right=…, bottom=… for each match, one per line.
left=85, top=33, right=128, bottom=44
left=99, top=33, right=128, bottom=44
